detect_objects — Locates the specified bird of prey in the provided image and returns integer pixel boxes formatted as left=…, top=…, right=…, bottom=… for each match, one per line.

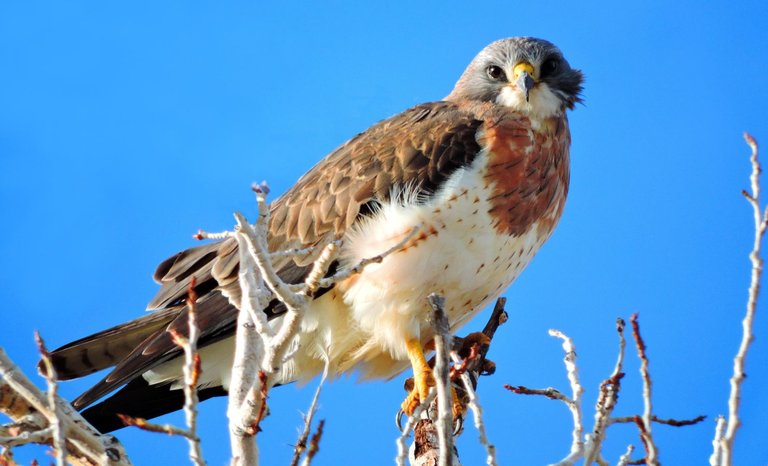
left=48, top=37, right=583, bottom=432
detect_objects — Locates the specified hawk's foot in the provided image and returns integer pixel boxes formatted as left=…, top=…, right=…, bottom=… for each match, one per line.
left=400, top=364, right=435, bottom=416
left=401, top=337, right=435, bottom=415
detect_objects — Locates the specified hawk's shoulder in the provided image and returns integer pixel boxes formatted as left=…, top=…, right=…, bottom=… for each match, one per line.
left=268, top=101, right=487, bottom=248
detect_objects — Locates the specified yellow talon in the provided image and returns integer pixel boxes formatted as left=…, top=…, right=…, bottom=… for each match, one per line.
left=400, top=337, right=471, bottom=420
left=401, top=338, right=435, bottom=415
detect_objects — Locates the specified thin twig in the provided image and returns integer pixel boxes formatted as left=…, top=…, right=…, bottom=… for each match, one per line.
left=34, top=333, right=65, bottom=466
left=710, top=415, right=727, bottom=466
left=548, top=329, right=585, bottom=466
left=428, top=293, right=454, bottom=466
left=450, top=351, right=496, bottom=466
left=584, top=318, right=626, bottom=465
left=629, top=314, right=659, bottom=465
left=116, top=415, right=197, bottom=439
left=194, top=229, right=232, bottom=241
left=300, top=419, right=325, bottom=466
left=315, top=225, right=422, bottom=290
left=617, top=445, right=635, bottom=466
left=608, top=414, right=706, bottom=427
left=169, top=279, right=206, bottom=466
left=302, top=242, right=340, bottom=295
left=0, top=428, right=53, bottom=449
left=396, top=391, right=437, bottom=466
left=504, top=385, right=569, bottom=402
left=720, top=133, right=766, bottom=465
left=290, top=369, right=328, bottom=466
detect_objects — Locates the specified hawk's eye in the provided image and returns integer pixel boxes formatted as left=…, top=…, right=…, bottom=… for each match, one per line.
left=486, top=65, right=506, bottom=81
left=540, top=58, right=560, bottom=78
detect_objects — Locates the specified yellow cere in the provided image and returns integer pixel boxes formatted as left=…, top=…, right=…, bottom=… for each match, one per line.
left=513, top=62, right=535, bottom=79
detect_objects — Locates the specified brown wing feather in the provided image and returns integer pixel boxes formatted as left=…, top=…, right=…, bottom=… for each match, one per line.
left=47, top=308, right=179, bottom=380
left=54, top=100, right=485, bottom=408
left=73, top=293, right=234, bottom=408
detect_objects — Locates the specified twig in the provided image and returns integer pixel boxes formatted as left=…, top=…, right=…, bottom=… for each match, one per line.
left=300, top=419, right=325, bottom=466
left=504, top=386, right=568, bottom=402
left=549, top=329, right=585, bottom=466
left=33, top=333, right=65, bottom=466
left=0, top=348, right=132, bottom=466
left=0, top=428, right=53, bottom=449
left=427, top=294, right=454, bottom=466
left=630, top=314, right=658, bottom=465
left=450, top=351, right=496, bottom=466
left=440, top=298, right=508, bottom=466
left=584, top=318, right=626, bottom=464
left=396, top=391, right=436, bottom=466
left=710, top=416, right=726, bottom=466
left=290, top=369, right=328, bottom=466
left=227, top=230, right=268, bottom=466
left=168, top=279, right=206, bottom=466
left=314, top=225, right=422, bottom=290
left=720, top=133, right=766, bottom=466
left=617, top=445, right=635, bottom=466
left=608, top=414, right=706, bottom=427
left=116, top=414, right=196, bottom=439
left=507, top=329, right=584, bottom=466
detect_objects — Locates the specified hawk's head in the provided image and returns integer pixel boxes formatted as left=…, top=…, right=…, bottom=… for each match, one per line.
left=447, top=37, right=584, bottom=120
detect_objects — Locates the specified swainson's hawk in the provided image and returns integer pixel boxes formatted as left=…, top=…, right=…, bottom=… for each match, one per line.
left=48, top=37, right=584, bottom=432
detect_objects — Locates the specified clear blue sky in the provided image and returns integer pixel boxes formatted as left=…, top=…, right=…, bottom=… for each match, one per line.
left=2, top=2, right=767, bottom=465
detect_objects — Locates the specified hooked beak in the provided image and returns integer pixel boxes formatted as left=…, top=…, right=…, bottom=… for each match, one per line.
left=513, top=62, right=535, bottom=102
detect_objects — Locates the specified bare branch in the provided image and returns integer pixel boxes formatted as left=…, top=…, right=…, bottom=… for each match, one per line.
left=290, top=369, right=328, bottom=466
left=504, top=385, right=569, bottom=402
left=719, top=133, right=765, bottom=466
left=315, top=225, right=422, bottom=290
left=548, top=329, right=585, bottom=466
left=0, top=348, right=132, bottom=466
left=450, top=351, right=496, bottom=466
left=438, top=298, right=507, bottom=466
left=584, top=318, right=626, bottom=464
left=617, top=445, right=635, bottom=466
left=428, top=293, right=454, bottom=466
left=227, top=231, right=267, bottom=465
left=608, top=414, right=706, bottom=427
left=33, top=333, right=65, bottom=466
left=116, top=414, right=196, bottom=439
left=396, top=391, right=436, bottom=466
left=300, top=419, right=325, bottom=466
left=629, top=314, right=659, bottom=465
left=506, top=329, right=584, bottom=466
left=169, top=279, right=206, bottom=466
left=0, top=427, right=53, bottom=449
left=710, top=416, right=727, bottom=466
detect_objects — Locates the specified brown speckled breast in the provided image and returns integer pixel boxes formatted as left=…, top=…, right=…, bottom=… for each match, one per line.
left=478, top=113, right=570, bottom=237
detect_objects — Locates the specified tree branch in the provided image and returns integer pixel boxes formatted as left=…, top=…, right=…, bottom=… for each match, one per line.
left=718, top=133, right=765, bottom=466
left=0, top=348, right=131, bottom=466
left=629, top=314, right=659, bottom=465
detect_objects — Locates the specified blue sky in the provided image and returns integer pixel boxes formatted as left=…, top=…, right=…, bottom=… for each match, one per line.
left=2, top=1, right=767, bottom=465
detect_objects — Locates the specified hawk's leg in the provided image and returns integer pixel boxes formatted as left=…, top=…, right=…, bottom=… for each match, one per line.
left=400, top=338, right=468, bottom=419
left=401, top=338, right=435, bottom=415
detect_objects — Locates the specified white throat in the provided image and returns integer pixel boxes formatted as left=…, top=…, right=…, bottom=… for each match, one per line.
left=496, top=82, right=563, bottom=128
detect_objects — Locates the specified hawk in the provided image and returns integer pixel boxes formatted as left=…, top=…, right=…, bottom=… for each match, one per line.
left=48, top=37, right=583, bottom=432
